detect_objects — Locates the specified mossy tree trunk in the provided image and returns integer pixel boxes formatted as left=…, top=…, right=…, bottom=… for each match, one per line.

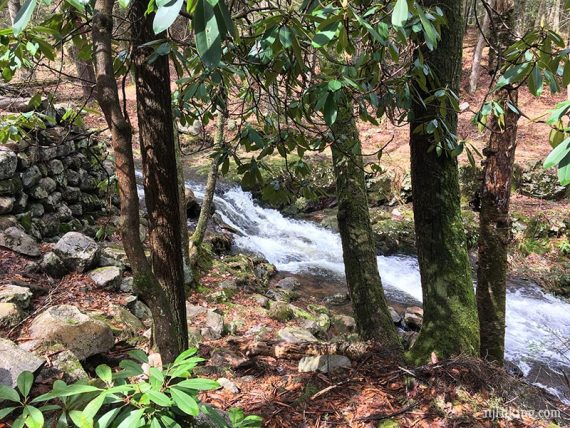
left=408, top=0, right=479, bottom=364
left=93, top=0, right=187, bottom=364
left=132, top=0, right=188, bottom=362
left=330, top=90, right=403, bottom=354
left=477, top=0, right=518, bottom=366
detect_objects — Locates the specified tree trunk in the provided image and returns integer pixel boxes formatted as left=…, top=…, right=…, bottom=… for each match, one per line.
left=68, top=9, right=97, bottom=98
left=469, top=0, right=494, bottom=94
left=408, top=0, right=480, bottom=364
left=477, top=0, right=518, bottom=366
left=132, top=0, right=188, bottom=363
left=93, top=0, right=187, bottom=364
left=330, top=89, right=403, bottom=354
left=190, top=108, right=224, bottom=265
left=7, top=0, right=20, bottom=24
left=551, top=0, right=561, bottom=31
left=175, top=126, right=192, bottom=285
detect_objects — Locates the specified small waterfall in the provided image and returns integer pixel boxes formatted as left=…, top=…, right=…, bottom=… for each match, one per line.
left=137, top=172, right=570, bottom=401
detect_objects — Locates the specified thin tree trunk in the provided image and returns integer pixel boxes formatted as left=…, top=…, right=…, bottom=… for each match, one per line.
left=175, top=126, right=192, bottom=284
left=408, top=0, right=480, bottom=364
left=477, top=0, right=518, bottom=366
left=189, top=108, right=224, bottom=266
left=68, top=9, right=97, bottom=98
left=330, top=89, right=403, bottom=354
left=535, top=0, right=547, bottom=28
left=469, top=0, right=494, bottom=93
left=93, top=0, right=187, bottom=364
left=551, top=0, right=561, bottom=31
left=132, top=0, right=188, bottom=363
left=7, top=0, right=20, bottom=24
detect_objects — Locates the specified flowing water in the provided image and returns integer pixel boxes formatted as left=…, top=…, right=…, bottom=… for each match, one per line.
left=136, top=172, right=570, bottom=402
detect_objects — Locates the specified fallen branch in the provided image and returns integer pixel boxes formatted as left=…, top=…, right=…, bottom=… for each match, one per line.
left=245, top=340, right=374, bottom=360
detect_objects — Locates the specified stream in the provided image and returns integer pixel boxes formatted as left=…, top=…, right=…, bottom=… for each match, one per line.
left=137, top=172, right=570, bottom=402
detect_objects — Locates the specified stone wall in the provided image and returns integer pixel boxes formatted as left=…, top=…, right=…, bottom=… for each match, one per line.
left=0, top=125, right=115, bottom=240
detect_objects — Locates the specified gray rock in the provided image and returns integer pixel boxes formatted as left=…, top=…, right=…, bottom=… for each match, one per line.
left=389, top=307, right=401, bottom=324
left=275, top=277, right=300, bottom=292
left=66, top=170, right=81, bottom=187
left=38, top=177, right=57, bottom=194
left=0, top=226, right=40, bottom=257
left=185, top=187, right=202, bottom=219
left=186, top=303, right=208, bottom=319
left=43, top=192, right=62, bottom=212
left=54, top=232, right=100, bottom=272
left=50, top=348, right=88, bottom=382
left=125, top=297, right=153, bottom=326
left=331, top=314, right=356, bottom=335
left=106, top=304, right=145, bottom=338
left=48, top=159, right=64, bottom=175
left=0, top=338, right=45, bottom=387
left=119, top=277, right=134, bottom=293
left=252, top=294, right=270, bottom=309
left=68, top=203, right=82, bottom=217
left=29, top=202, right=45, bottom=218
left=298, top=355, right=351, bottom=373
left=21, top=166, right=42, bottom=189
left=217, top=377, right=239, bottom=393
left=0, top=148, right=18, bottom=180
left=323, top=293, right=350, bottom=306
left=62, top=186, right=81, bottom=203
left=12, top=193, right=28, bottom=214
left=268, top=301, right=294, bottom=322
left=88, top=266, right=122, bottom=290
left=0, top=302, right=23, bottom=327
left=40, top=251, right=68, bottom=278
left=277, top=326, right=318, bottom=344
left=0, top=177, right=23, bottom=196
left=0, top=196, right=15, bottom=214
left=403, top=306, right=423, bottom=330
left=33, top=213, right=60, bottom=237
left=29, top=305, right=114, bottom=360
left=0, top=284, right=32, bottom=309
left=205, top=310, right=224, bottom=339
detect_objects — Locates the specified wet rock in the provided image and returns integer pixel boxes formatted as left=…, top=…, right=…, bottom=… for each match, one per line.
left=323, top=293, right=350, bottom=306
left=0, top=284, right=32, bottom=309
left=268, top=301, right=294, bottom=322
left=403, top=306, right=423, bottom=330
left=0, top=338, right=45, bottom=387
left=185, top=188, right=201, bottom=218
left=0, top=226, right=40, bottom=257
left=29, top=305, right=114, bottom=360
left=298, top=355, right=351, bottom=373
left=0, top=302, right=23, bottom=327
left=217, top=377, right=239, bottom=393
left=278, top=326, right=318, bottom=344
left=88, top=266, right=122, bottom=290
left=54, top=232, right=100, bottom=272
left=0, top=148, right=18, bottom=180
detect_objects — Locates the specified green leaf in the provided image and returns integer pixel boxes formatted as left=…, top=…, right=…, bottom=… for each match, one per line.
left=170, top=387, right=199, bottom=416
left=153, top=0, right=184, bottom=34
left=118, top=0, right=131, bottom=7
left=95, top=407, right=122, bottom=428
left=194, top=0, right=222, bottom=68
left=12, top=0, right=37, bottom=36
left=158, top=414, right=182, bottom=428
left=327, top=80, right=342, bottom=92
left=558, top=151, right=570, bottom=185
left=391, top=0, right=409, bottom=28
left=64, top=0, right=88, bottom=11
left=147, top=389, right=172, bottom=406
left=17, top=371, right=33, bottom=399
left=149, top=367, right=165, bottom=390
left=279, top=26, right=293, bottom=48
left=96, top=365, right=112, bottom=384
left=116, top=408, right=145, bottom=428
left=127, top=350, right=149, bottom=364
left=544, top=138, right=570, bottom=169
left=323, top=93, right=337, bottom=126
left=0, top=384, right=20, bottom=402
left=83, top=393, right=107, bottom=420
left=312, top=20, right=341, bottom=48
left=173, top=378, right=220, bottom=391
left=0, top=407, right=16, bottom=419
left=33, top=384, right=100, bottom=402
left=23, top=405, right=43, bottom=428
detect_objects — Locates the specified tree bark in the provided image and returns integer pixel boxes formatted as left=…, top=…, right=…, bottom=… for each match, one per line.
left=67, top=9, right=97, bottom=98
left=189, top=108, right=224, bottom=266
left=469, top=0, right=494, bottom=94
left=408, top=0, right=480, bottom=364
left=93, top=0, right=187, bottom=364
left=174, top=126, right=192, bottom=285
left=7, top=0, right=20, bottom=24
left=330, top=89, right=403, bottom=354
left=132, top=0, right=188, bottom=363
left=477, top=0, right=518, bottom=366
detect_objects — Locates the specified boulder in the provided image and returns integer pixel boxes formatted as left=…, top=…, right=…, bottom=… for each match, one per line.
left=403, top=306, right=423, bottom=330
left=186, top=303, right=208, bottom=319
left=0, top=226, right=40, bottom=257
left=0, top=302, right=23, bottom=327
left=88, top=266, right=122, bottom=290
left=277, top=326, right=318, bottom=344
left=0, top=338, right=45, bottom=387
left=50, top=348, right=88, bottom=382
left=119, top=277, right=134, bottom=293
left=125, top=297, right=153, bottom=326
left=331, top=314, right=356, bottom=335
left=389, top=306, right=402, bottom=324
left=298, top=355, right=351, bottom=373
left=105, top=305, right=145, bottom=339
left=28, top=305, right=114, bottom=360
left=0, top=177, right=23, bottom=195
left=185, top=187, right=201, bottom=219
left=275, top=277, right=300, bottom=292
left=202, top=310, right=224, bottom=340
left=268, top=301, right=294, bottom=322
left=53, top=232, right=100, bottom=272
left=0, top=148, right=18, bottom=180
left=0, top=284, right=32, bottom=309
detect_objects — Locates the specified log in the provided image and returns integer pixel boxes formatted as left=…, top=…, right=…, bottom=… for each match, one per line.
left=245, top=340, right=374, bottom=360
